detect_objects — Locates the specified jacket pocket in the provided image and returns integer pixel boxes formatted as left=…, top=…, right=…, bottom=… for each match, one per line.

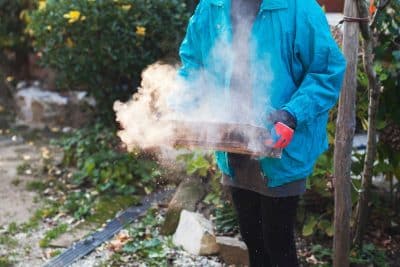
left=284, top=125, right=312, bottom=165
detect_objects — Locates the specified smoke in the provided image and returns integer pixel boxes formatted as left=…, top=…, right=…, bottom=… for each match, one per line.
left=113, top=62, right=179, bottom=152
left=114, top=9, right=278, bottom=157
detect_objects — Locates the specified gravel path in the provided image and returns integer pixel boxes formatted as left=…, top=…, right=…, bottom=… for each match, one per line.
left=0, top=133, right=226, bottom=266
left=0, top=135, right=40, bottom=225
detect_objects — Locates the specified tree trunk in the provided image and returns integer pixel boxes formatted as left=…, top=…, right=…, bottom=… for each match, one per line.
left=353, top=0, right=382, bottom=248
left=333, top=0, right=359, bottom=266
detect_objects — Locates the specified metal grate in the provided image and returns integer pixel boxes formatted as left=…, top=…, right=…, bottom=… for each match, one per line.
left=42, top=189, right=174, bottom=267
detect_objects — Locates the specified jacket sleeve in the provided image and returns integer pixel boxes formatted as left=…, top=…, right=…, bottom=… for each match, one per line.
left=178, top=2, right=204, bottom=81
left=168, top=2, right=204, bottom=112
left=282, top=3, right=346, bottom=126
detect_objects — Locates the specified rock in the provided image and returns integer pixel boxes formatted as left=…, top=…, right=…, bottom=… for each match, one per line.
left=216, top=236, right=249, bottom=266
left=173, top=210, right=219, bottom=256
left=49, top=225, right=92, bottom=248
left=14, top=82, right=95, bottom=129
left=161, top=179, right=206, bottom=235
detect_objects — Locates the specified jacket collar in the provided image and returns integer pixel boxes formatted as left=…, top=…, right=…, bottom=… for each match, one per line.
left=209, top=0, right=288, bottom=10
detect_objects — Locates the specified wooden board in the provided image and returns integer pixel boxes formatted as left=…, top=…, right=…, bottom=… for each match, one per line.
left=170, top=121, right=282, bottom=158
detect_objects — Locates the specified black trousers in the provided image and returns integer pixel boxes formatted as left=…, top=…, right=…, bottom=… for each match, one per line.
left=229, top=186, right=300, bottom=267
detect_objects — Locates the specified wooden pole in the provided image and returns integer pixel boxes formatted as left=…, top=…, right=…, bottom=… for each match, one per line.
left=333, top=0, right=360, bottom=266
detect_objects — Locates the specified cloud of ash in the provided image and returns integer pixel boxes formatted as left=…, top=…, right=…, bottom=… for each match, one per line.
left=114, top=21, right=278, bottom=158
left=113, top=62, right=179, bottom=152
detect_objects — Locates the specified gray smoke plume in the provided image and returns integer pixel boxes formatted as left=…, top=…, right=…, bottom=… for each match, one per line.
left=114, top=15, right=277, bottom=156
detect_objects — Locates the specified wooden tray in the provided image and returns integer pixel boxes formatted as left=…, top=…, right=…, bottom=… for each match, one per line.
left=170, top=121, right=282, bottom=158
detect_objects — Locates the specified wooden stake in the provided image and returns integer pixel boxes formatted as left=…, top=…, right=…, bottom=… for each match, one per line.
left=333, top=0, right=360, bottom=266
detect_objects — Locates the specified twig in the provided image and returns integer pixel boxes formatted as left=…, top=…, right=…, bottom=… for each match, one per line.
left=371, top=0, right=392, bottom=28
left=353, top=0, right=389, bottom=249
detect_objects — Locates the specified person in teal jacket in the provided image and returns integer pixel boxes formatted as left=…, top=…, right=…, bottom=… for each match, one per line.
left=175, top=0, right=346, bottom=265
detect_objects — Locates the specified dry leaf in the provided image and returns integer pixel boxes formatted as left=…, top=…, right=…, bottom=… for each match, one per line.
left=306, top=255, right=325, bottom=265
left=107, top=230, right=131, bottom=252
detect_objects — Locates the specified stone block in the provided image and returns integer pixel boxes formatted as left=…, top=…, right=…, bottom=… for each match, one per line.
left=161, top=179, right=206, bottom=235
left=14, top=82, right=95, bottom=129
left=173, top=210, right=219, bottom=256
left=216, top=236, right=249, bottom=266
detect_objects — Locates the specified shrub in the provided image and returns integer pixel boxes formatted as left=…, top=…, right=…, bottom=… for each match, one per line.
left=27, top=0, right=190, bottom=112
left=57, top=123, right=161, bottom=195
left=0, top=0, right=33, bottom=76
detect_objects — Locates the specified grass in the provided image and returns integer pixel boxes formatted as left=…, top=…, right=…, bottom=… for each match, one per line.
left=16, top=162, right=31, bottom=175
left=50, top=249, right=61, bottom=258
left=7, top=222, right=18, bottom=234
left=106, top=209, right=173, bottom=266
left=20, top=218, right=40, bottom=233
left=20, top=206, right=59, bottom=233
left=25, top=180, right=46, bottom=192
left=0, top=234, right=18, bottom=248
left=39, top=223, right=68, bottom=248
left=85, top=195, right=139, bottom=225
left=11, top=178, right=21, bottom=186
left=0, top=256, right=13, bottom=267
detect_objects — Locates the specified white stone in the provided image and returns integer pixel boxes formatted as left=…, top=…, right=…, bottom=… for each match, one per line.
left=69, top=91, right=96, bottom=107
left=16, top=81, right=27, bottom=90
left=17, top=87, right=68, bottom=105
left=14, top=83, right=94, bottom=128
left=173, top=210, right=219, bottom=256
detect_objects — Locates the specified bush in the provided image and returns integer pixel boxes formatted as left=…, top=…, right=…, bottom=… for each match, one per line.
left=58, top=123, right=161, bottom=195
left=0, top=0, right=33, bottom=76
left=27, top=0, right=190, bottom=112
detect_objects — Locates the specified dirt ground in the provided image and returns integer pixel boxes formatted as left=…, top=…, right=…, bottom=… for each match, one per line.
left=0, top=136, right=40, bottom=225
left=0, top=129, right=109, bottom=266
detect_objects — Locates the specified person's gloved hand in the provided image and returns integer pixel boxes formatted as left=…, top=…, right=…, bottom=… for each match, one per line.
left=265, top=110, right=297, bottom=149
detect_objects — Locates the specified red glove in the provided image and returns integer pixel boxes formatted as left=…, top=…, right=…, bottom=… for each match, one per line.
left=265, top=110, right=296, bottom=149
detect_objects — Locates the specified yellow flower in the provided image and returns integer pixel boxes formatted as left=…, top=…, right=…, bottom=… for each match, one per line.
left=19, top=10, right=28, bottom=21
left=26, top=28, right=34, bottom=36
left=66, top=37, right=75, bottom=48
left=63, top=10, right=81, bottom=24
left=121, top=4, right=132, bottom=11
left=38, top=0, right=46, bottom=11
left=135, top=26, right=146, bottom=37
left=46, top=25, right=52, bottom=31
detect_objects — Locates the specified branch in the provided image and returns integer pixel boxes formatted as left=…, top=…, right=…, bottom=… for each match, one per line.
left=353, top=0, right=383, bottom=248
left=357, top=0, right=371, bottom=40
left=371, top=0, right=392, bottom=28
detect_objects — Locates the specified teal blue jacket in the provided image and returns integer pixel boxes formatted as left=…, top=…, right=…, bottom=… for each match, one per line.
left=177, top=0, right=346, bottom=187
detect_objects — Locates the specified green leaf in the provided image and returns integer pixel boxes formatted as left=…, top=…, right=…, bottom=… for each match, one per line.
left=302, top=216, right=318, bottom=236
left=392, top=50, right=400, bottom=61
left=380, top=72, right=389, bottom=81
left=318, top=220, right=334, bottom=237
left=376, top=120, right=387, bottom=130
left=123, top=243, right=139, bottom=253
left=143, top=238, right=161, bottom=248
left=84, top=158, right=96, bottom=175
left=186, top=154, right=211, bottom=177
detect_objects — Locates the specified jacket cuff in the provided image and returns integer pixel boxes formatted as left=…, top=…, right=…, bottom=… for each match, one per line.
left=281, top=106, right=299, bottom=128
